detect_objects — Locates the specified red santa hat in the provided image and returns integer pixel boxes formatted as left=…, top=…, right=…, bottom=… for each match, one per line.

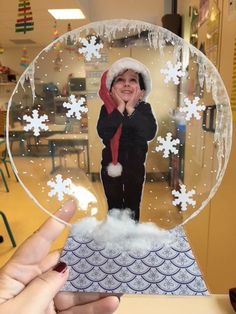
left=100, top=57, right=152, bottom=177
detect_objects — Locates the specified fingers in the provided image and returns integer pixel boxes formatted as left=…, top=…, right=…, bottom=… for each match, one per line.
left=59, top=296, right=120, bottom=314
left=39, top=250, right=61, bottom=273
left=38, top=199, right=76, bottom=242
left=129, top=87, right=141, bottom=105
left=14, top=262, right=69, bottom=312
left=0, top=200, right=76, bottom=299
left=111, top=87, right=122, bottom=102
left=111, top=88, right=125, bottom=113
left=12, top=200, right=76, bottom=265
left=55, top=291, right=110, bottom=310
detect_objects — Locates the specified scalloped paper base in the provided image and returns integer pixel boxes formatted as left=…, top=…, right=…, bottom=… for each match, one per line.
left=60, top=226, right=208, bottom=295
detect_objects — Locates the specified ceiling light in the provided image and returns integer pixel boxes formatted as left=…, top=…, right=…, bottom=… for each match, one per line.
left=48, top=9, right=85, bottom=20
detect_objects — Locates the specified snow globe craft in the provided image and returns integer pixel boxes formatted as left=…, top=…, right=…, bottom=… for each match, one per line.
left=7, top=20, right=232, bottom=295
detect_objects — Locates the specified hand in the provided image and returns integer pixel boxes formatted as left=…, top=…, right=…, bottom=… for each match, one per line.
left=126, top=87, right=144, bottom=115
left=0, top=200, right=120, bottom=314
left=110, top=87, right=125, bottom=114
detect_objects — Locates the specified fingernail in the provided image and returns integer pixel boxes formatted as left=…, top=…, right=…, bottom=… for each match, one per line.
left=229, top=288, right=236, bottom=311
left=53, top=262, right=67, bottom=273
left=113, top=294, right=122, bottom=302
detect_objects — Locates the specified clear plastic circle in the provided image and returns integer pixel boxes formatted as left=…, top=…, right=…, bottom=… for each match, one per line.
left=7, top=20, right=232, bottom=229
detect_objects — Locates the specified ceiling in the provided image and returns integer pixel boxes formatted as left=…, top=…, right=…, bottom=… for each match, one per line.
left=0, top=0, right=164, bottom=48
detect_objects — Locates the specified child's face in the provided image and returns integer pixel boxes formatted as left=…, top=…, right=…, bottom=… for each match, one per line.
left=111, top=69, right=144, bottom=103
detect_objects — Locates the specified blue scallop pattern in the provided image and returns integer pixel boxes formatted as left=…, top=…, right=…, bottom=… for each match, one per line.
left=60, top=226, right=208, bottom=295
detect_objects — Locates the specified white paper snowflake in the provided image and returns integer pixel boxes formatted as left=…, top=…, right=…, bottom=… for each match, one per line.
left=155, top=132, right=180, bottom=158
left=47, top=174, right=72, bottom=201
left=23, top=109, right=49, bottom=136
left=78, top=35, right=103, bottom=61
left=172, top=184, right=196, bottom=211
left=160, top=61, right=185, bottom=85
left=179, top=97, right=206, bottom=121
left=63, top=95, right=88, bottom=120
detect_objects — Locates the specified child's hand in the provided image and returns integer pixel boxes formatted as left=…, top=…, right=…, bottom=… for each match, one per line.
left=110, top=87, right=126, bottom=114
left=126, top=87, right=144, bottom=115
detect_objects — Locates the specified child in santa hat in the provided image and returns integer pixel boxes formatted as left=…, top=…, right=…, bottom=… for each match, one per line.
left=97, top=57, right=157, bottom=222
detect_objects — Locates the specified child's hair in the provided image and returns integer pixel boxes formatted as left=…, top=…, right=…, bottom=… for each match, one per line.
left=138, top=73, right=145, bottom=90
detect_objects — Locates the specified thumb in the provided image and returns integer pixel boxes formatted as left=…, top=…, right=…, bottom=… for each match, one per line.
left=15, top=262, right=68, bottom=313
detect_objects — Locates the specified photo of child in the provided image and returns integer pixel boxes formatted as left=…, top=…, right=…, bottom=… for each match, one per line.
left=97, top=57, right=157, bottom=221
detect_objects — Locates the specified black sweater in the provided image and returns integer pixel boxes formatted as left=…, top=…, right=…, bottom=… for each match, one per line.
left=97, top=101, right=157, bottom=151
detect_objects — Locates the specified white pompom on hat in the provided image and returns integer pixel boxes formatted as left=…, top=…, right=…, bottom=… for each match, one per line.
left=106, top=57, right=152, bottom=101
left=107, top=162, right=122, bottom=177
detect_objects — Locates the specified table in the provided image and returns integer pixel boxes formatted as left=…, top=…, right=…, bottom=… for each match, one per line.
left=46, top=133, right=89, bottom=174
left=115, top=294, right=234, bottom=314
left=26, top=124, right=66, bottom=153
left=9, top=124, right=66, bottom=133
left=8, top=124, right=66, bottom=155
